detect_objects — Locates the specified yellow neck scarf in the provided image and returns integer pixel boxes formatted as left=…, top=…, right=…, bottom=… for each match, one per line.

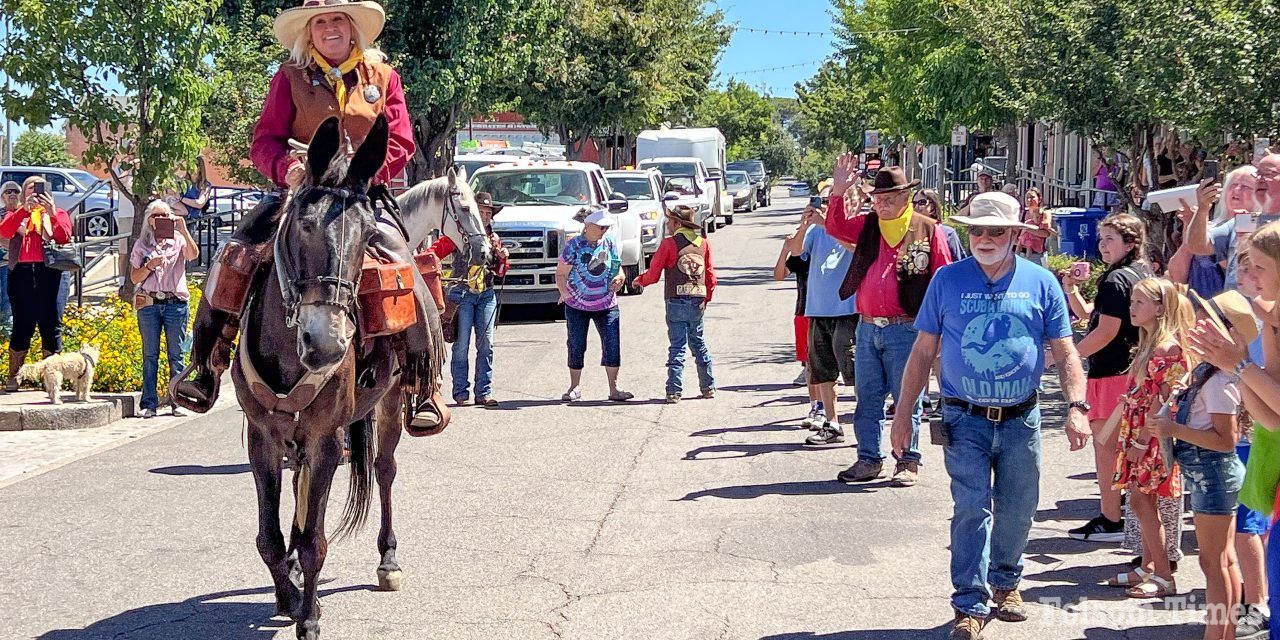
left=879, top=202, right=914, bottom=247
left=310, top=47, right=364, bottom=113
left=27, top=205, right=44, bottom=234
left=675, top=226, right=703, bottom=247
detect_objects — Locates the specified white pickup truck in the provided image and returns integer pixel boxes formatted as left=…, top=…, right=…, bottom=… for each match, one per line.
left=469, top=161, right=643, bottom=305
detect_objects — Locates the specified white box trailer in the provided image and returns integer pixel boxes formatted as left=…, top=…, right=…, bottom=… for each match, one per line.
left=636, top=128, right=731, bottom=230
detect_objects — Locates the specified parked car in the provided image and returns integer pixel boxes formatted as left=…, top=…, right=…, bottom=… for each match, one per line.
left=725, top=170, right=755, bottom=214
left=727, top=159, right=770, bottom=207
left=604, top=168, right=666, bottom=264
left=470, top=161, right=642, bottom=305
left=0, top=165, right=129, bottom=238
left=788, top=183, right=812, bottom=197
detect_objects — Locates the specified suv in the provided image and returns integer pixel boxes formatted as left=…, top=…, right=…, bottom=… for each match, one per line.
left=727, top=159, right=770, bottom=207
left=0, top=166, right=128, bottom=237
left=636, top=157, right=720, bottom=233
left=470, top=161, right=642, bottom=305
left=604, top=168, right=666, bottom=264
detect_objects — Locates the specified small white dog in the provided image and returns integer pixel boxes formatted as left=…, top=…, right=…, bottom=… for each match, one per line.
left=18, top=344, right=99, bottom=404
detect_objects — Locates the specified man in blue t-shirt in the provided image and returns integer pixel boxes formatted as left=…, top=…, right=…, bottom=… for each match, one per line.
left=789, top=203, right=857, bottom=446
left=889, top=192, right=1090, bottom=639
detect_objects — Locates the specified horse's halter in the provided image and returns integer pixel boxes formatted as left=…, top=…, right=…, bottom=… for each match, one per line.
left=275, top=184, right=370, bottom=330
left=444, top=188, right=486, bottom=264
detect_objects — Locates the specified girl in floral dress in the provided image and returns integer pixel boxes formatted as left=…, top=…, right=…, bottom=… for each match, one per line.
left=1108, top=278, right=1194, bottom=598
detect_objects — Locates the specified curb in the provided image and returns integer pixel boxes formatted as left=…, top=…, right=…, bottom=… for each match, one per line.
left=0, top=389, right=184, bottom=431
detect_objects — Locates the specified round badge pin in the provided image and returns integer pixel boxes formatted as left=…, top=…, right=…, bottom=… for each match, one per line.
left=364, top=85, right=381, bottom=103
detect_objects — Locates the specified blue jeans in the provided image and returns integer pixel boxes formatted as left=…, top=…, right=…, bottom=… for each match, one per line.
left=664, top=298, right=714, bottom=395
left=56, top=270, right=70, bottom=318
left=943, top=403, right=1043, bottom=617
left=138, top=302, right=190, bottom=410
left=0, top=263, right=10, bottom=328
left=853, top=320, right=922, bottom=463
left=565, top=305, right=621, bottom=369
left=450, top=287, right=497, bottom=400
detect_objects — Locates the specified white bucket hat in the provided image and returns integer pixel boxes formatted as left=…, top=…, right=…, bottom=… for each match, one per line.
left=273, top=0, right=386, bottom=50
left=950, top=192, right=1036, bottom=229
left=584, top=209, right=615, bottom=228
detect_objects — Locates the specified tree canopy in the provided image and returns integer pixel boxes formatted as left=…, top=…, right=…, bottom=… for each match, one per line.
left=12, top=131, right=76, bottom=168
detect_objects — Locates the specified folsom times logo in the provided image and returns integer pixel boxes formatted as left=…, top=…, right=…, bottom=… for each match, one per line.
left=1033, top=593, right=1230, bottom=626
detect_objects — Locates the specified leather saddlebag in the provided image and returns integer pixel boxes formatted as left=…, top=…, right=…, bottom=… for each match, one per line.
left=413, top=251, right=447, bottom=313
left=358, top=258, right=419, bottom=337
left=207, top=240, right=266, bottom=315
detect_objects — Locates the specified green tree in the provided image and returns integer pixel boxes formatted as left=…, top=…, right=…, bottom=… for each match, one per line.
left=517, top=0, right=730, bottom=159
left=794, top=60, right=868, bottom=152
left=694, top=80, right=774, bottom=152
left=12, top=130, right=76, bottom=168
left=205, top=2, right=280, bottom=187
left=755, top=123, right=800, bottom=177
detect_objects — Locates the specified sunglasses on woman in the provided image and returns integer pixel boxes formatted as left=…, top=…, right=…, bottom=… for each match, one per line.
left=2, top=190, right=17, bottom=195
left=912, top=199, right=930, bottom=206
left=967, top=227, right=1009, bottom=238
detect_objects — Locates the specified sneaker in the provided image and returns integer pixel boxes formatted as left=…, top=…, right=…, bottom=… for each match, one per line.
left=890, top=461, right=919, bottom=487
left=171, top=405, right=186, bottom=417
left=805, top=422, right=844, bottom=445
left=992, top=587, right=1027, bottom=622
left=1236, top=604, right=1269, bottom=640
left=792, top=369, right=807, bottom=387
left=801, top=409, right=823, bottom=430
left=1067, top=515, right=1125, bottom=542
left=949, top=611, right=985, bottom=640
left=666, top=393, right=681, bottom=404
left=837, top=459, right=884, bottom=483
left=885, top=402, right=897, bottom=419
left=140, top=408, right=156, bottom=419
left=700, top=388, right=715, bottom=399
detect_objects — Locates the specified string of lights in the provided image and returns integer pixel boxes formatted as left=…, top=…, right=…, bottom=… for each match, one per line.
left=721, top=59, right=827, bottom=76
left=733, top=26, right=923, bottom=38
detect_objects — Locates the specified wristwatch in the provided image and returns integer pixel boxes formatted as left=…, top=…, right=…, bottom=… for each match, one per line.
left=1068, top=400, right=1092, bottom=415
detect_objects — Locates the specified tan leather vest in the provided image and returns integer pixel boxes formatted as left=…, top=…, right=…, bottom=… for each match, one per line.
left=281, top=60, right=393, bottom=148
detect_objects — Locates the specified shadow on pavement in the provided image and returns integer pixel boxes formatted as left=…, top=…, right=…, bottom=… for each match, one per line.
left=720, top=383, right=803, bottom=393
left=689, top=419, right=800, bottom=437
left=36, top=584, right=369, bottom=640
left=677, top=479, right=866, bottom=501
left=759, top=623, right=952, bottom=639
left=150, top=464, right=251, bottom=476
left=684, top=442, right=816, bottom=460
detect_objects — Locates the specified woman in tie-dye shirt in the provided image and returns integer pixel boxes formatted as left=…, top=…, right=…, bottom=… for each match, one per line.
left=555, top=209, right=632, bottom=403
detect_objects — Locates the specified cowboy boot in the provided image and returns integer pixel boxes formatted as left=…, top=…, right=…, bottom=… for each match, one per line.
left=5, top=350, right=27, bottom=392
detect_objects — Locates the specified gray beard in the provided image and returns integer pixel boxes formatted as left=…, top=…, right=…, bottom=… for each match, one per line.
left=974, top=245, right=1012, bottom=266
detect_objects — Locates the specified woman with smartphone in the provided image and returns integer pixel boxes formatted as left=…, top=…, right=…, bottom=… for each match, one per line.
left=1061, top=214, right=1154, bottom=543
left=129, top=200, right=199, bottom=417
left=0, top=177, right=73, bottom=391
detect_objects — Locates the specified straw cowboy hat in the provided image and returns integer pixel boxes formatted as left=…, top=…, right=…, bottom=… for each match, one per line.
left=273, top=0, right=386, bottom=49
left=1189, top=289, right=1260, bottom=345
left=950, top=192, right=1036, bottom=229
left=665, top=204, right=701, bottom=229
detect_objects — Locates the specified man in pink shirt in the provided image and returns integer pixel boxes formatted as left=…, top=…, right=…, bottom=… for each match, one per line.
left=825, top=154, right=953, bottom=486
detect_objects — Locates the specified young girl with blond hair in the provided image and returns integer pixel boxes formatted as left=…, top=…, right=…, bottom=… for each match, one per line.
left=1108, top=278, right=1194, bottom=598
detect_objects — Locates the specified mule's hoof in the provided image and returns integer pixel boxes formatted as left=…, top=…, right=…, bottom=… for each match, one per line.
left=377, top=568, right=403, bottom=591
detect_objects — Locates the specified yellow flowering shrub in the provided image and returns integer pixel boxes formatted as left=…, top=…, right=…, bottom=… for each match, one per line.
left=0, top=278, right=203, bottom=394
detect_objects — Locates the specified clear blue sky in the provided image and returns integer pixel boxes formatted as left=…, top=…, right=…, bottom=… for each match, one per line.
left=710, top=0, right=838, bottom=98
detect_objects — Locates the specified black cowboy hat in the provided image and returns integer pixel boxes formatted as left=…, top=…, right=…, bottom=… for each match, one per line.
left=474, top=192, right=504, bottom=215
left=665, top=204, right=701, bottom=229
left=868, top=166, right=921, bottom=195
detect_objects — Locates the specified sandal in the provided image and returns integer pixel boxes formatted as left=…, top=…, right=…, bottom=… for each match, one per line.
left=562, top=388, right=582, bottom=403
left=1126, top=575, right=1176, bottom=599
left=608, top=390, right=634, bottom=402
left=1106, top=567, right=1151, bottom=587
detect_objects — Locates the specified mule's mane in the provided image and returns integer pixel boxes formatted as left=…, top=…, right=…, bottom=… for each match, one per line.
left=398, top=176, right=452, bottom=214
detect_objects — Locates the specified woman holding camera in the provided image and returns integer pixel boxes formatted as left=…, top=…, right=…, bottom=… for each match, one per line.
left=1062, top=214, right=1154, bottom=543
left=0, top=176, right=73, bottom=391
left=130, top=200, right=199, bottom=417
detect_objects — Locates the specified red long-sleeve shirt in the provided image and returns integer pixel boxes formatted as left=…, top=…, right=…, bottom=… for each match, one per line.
left=0, top=207, right=73, bottom=263
left=249, top=67, right=415, bottom=188
left=635, top=236, right=718, bottom=302
left=425, top=235, right=510, bottom=278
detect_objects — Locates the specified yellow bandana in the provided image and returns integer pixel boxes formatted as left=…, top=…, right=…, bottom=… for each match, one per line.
left=310, top=47, right=365, bottom=114
left=674, top=226, right=703, bottom=247
left=879, top=202, right=914, bottom=247
left=27, top=205, right=44, bottom=234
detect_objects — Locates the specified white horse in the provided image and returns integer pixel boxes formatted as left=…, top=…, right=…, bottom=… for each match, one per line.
left=395, top=168, right=490, bottom=264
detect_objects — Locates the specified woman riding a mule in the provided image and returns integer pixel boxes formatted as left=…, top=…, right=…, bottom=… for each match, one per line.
left=173, top=0, right=449, bottom=430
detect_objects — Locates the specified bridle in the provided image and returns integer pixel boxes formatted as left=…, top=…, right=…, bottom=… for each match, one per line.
left=442, top=187, right=486, bottom=266
left=275, top=184, right=370, bottom=330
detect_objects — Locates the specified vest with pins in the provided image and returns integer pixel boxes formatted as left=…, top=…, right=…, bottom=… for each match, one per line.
left=664, top=235, right=710, bottom=299
left=838, top=212, right=939, bottom=317
left=281, top=60, right=392, bottom=148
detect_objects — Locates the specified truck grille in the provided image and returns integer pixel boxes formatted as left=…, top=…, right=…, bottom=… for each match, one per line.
left=501, top=229, right=550, bottom=260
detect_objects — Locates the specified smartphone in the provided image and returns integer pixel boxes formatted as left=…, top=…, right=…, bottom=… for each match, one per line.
left=1069, top=261, right=1092, bottom=282
left=1237, top=212, right=1261, bottom=234
left=1203, top=159, right=1220, bottom=181
left=33, top=182, right=46, bottom=196
left=808, top=195, right=825, bottom=209
left=154, top=216, right=175, bottom=239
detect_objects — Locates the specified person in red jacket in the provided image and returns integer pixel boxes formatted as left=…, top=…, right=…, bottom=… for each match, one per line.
left=632, top=204, right=717, bottom=403
left=0, top=177, right=73, bottom=390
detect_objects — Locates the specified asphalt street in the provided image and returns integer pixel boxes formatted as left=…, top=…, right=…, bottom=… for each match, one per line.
left=1, top=193, right=1210, bottom=639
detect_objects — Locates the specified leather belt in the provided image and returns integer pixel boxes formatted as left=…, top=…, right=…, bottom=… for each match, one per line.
left=147, top=291, right=186, bottom=304
left=866, top=315, right=913, bottom=328
left=943, top=394, right=1039, bottom=423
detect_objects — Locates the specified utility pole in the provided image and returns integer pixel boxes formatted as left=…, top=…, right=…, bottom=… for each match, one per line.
left=2, top=15, right=11, bottom=165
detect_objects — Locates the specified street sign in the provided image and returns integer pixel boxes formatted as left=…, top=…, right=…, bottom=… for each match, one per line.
left=863, top=130, right=880, bottom=153
left=950, top=125, right=968, bottom=147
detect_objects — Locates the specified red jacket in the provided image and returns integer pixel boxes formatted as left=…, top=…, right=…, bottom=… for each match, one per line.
left=0, top=207, right=73, bottom=264
left=635, top=235, right=718, bottom=302
left=426, top=235, right=510, bottom=278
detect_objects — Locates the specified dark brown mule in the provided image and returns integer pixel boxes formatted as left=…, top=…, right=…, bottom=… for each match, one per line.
left=233, top=116, right=417, bottom=640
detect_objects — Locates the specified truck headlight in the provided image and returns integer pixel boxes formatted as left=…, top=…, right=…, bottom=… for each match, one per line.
left=640, top=209, right=659, bottom=221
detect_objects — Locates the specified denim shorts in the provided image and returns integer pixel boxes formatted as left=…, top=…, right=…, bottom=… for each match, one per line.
left=1174, top=440, right=1245, bottom=516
